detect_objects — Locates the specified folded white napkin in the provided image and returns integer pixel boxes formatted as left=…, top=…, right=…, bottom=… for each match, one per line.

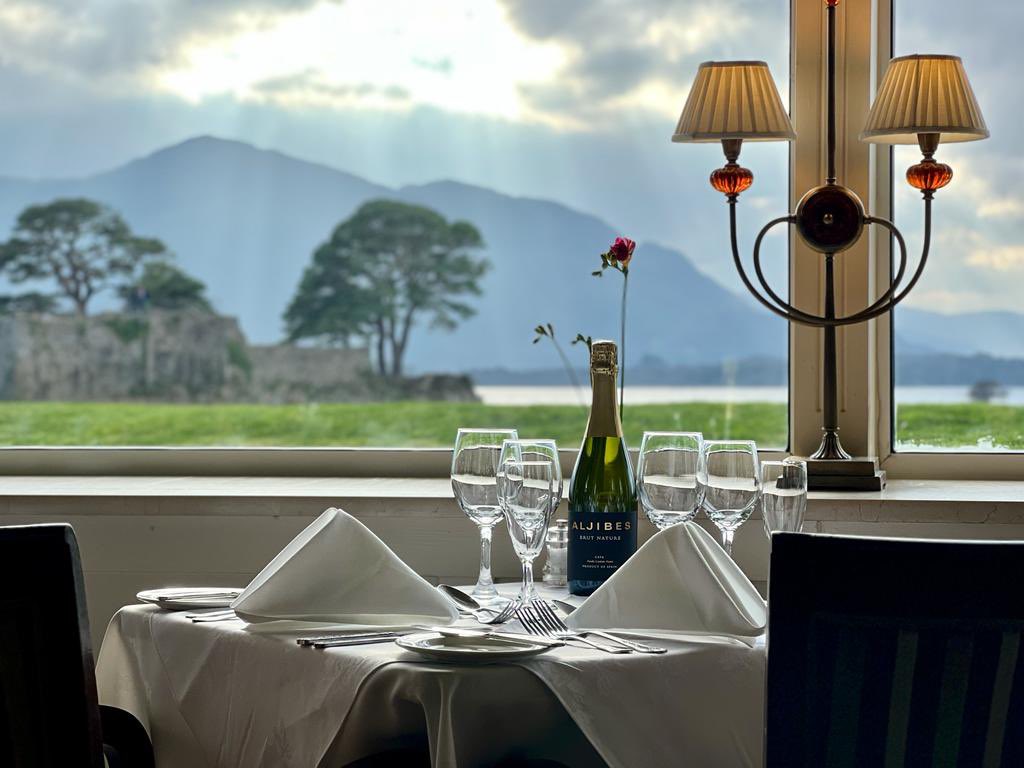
left=566, top=522, right=766, bottom=637
left=232, top=508, right=458, bottom=626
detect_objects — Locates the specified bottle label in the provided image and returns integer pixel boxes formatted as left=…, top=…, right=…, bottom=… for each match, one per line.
left=568, top=511, right=637, bottom=578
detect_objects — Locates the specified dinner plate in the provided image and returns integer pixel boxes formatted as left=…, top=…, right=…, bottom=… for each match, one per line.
left=137, top=587, right=243, bottom=611
left=396, top=631, right=554, bottom=662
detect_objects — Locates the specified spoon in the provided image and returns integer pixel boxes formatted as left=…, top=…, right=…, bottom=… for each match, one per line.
left=437, top=584, right=482, bottom=611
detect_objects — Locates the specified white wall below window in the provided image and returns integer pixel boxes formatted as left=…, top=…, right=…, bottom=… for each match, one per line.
left=2, top=476, right=1023, bottom=651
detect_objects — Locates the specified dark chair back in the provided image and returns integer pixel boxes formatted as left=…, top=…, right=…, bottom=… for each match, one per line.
left=766, top=532, right=1024, bottom=767
left=0, top=524, right=104, bottom=767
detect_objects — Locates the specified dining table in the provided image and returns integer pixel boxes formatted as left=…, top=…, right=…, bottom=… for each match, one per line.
left=96, top=583, right=767, bottom=768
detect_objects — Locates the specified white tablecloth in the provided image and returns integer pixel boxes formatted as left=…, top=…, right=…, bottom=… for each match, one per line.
left=97, top=589, right=766, bottom=768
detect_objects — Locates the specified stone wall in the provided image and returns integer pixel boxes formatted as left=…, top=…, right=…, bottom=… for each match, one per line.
left=247, top=344, right=370, bottom=403
left=0, top=311, right=476, bottom=403
left=0, top=311, right=251, bottom=402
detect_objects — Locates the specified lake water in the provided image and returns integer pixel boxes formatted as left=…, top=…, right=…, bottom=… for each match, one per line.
left=475, top=385, right=1024, bottom=406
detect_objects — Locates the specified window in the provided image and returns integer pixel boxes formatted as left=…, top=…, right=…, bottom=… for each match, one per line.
left=891, top=0, right=1021, bottom=452
left=0, top=0, right=789, bottom=459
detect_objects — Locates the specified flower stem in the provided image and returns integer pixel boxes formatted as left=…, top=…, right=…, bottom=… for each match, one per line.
left=551, top=338, right=585, bottom=407
left=620, top=269, right=628, bottom=420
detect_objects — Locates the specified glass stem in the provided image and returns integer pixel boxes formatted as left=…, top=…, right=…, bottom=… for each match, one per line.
left=477, top=524, right=494, bottom=589
left=521, top=558, right=535, bottom=604
left=721, top=528, right=735, bottom=557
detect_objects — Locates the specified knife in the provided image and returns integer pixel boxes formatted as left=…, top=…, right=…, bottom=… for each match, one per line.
left=421, top=626, right=565, bottom=648
left=297, top=630, right=416, bottom=647
left=156, top=591, right=240, bottom=601
left=551, top=600, right=667, bottom=654
left=312, top=635, right=411, bottom=649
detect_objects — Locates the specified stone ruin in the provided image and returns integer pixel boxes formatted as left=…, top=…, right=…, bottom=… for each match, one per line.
left=0, top=311, right=477, bottom=403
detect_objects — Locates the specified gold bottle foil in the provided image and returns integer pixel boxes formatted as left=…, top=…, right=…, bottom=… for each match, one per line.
left=586, top=340, right=622, bottom=438
left=590, top=340, right=618, bottom=376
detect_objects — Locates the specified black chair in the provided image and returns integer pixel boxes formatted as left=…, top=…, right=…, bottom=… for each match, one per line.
left=766, top=532, right=1024, bottom=767
left=0, top=524, right=153, bottom=767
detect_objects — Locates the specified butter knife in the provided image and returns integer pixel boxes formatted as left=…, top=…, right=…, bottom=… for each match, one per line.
left=422, top=626, right=565, bottom=648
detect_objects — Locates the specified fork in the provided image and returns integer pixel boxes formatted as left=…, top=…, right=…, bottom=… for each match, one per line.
left=517, top=604, right=629, bottom=654
left=475, top=599, right=518, bottom=625
left=534, top=601, right=666, bottom=654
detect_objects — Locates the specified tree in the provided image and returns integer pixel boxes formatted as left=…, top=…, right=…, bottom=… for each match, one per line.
left=0, top=292, right=58, bottom=314
left=969, top=379, right=1006, bottom=403
left=118, top=261, right=212, bottom=313
left=284, top=200, right=488, bottom=377
left=0, top=198, right=167, bottom=315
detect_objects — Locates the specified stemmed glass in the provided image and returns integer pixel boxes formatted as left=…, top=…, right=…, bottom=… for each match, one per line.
left=451, top=428, right=518, bottom=604
left=637, top=432, right=704, bottom=531
left=498, top=439, right=561, bottom=608
left=761, top=459, right=808, bottom=536
left=698, top=440, right=761, bottom=557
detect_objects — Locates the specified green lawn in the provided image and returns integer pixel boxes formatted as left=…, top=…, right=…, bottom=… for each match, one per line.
left=0, top=401, right=785, bottom=447
left=0, top=400, right=1021, bottom=450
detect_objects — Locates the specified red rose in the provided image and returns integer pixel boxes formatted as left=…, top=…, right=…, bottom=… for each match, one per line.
left=608, top=237, right=636, bottom=266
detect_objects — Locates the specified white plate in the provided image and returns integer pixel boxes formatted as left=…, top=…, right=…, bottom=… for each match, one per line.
left=396, top=632, right=554, bottom=662
left=137, top=587, right=243, bottom=611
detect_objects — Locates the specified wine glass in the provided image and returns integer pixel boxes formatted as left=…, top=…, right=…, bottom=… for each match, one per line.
left=497, top=457, right=555, bottom=610
left=451, top=428, right=518, bottom=604
left=761, top=459, right=807, bottom=536
left=498, top=439, right=561, bottom=607
left=637, top=431, right=703, bottom=531
left=500, top=439, right=562, bottom=517
left=698, top=440, right=761, bottom=557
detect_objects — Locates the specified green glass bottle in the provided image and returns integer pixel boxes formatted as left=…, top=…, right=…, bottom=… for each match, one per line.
left=568, top=339, right=637, bottom=596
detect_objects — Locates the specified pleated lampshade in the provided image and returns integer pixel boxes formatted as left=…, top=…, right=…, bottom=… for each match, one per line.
left=672, top=61, right=795, bottom=143
left=861, top=55, right=988, bottom=144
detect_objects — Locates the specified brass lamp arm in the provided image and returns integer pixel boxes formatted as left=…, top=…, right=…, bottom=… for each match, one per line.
left=727, top=195, right=932, bottom=329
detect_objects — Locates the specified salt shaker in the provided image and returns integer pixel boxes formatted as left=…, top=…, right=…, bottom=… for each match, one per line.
left=542, top=520, right=568, bottom=586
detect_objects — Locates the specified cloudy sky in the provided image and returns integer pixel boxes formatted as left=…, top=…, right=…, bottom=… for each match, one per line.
left=0, top=0, right=1017, bottom=315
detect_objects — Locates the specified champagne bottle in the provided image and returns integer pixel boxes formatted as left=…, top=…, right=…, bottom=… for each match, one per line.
left=568, top=339, right=637, bottom=596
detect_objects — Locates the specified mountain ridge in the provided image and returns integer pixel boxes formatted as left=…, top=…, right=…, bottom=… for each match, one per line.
left=0, top=134, right=1018, bottom=371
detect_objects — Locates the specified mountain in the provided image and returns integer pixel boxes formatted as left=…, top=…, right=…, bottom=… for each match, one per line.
left=0, top=136, right=390, bottom=348
left=894, top=309, right=1024, bottom=359
left=0, top=136, right=786, bottom=372
left=0, top=135, right=1019, bottom=374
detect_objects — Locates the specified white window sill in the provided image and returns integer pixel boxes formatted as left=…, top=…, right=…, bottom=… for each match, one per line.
left=0, top=476, right=1023, bottom=524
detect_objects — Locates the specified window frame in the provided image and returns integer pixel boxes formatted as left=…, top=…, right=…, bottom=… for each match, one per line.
left=791, top=0, right=1024, bottom=480
left=0, top=0, right=1016, bottom=480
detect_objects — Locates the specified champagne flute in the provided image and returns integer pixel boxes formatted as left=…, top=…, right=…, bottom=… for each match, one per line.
left=451, top=428, right=518, bottom=603
left=761, top=459, right=807, bottom=536
left=637, top=431, right=703, bottom=530
left=497, top=457, right=555, bottom=610
left=698, top=440, right=761, bottom=557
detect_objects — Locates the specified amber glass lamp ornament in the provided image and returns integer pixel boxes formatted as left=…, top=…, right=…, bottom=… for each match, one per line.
left=671, top=0, right=988, bottom=490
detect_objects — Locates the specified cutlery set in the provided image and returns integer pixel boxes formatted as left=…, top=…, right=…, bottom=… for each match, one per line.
left=285, top=600, right=665, bottom=654
left=180, top=585, right=667, bottom=654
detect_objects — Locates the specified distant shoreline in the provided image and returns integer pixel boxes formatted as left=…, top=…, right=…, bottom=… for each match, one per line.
left=474, top=384, right=1024, bottom=406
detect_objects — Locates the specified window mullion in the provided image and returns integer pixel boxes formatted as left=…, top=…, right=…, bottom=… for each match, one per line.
left=790, top=0, right=881, bottom=460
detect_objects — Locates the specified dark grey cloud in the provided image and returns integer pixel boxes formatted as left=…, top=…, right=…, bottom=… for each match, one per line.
left=0, top=0, right=338, bottom=82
